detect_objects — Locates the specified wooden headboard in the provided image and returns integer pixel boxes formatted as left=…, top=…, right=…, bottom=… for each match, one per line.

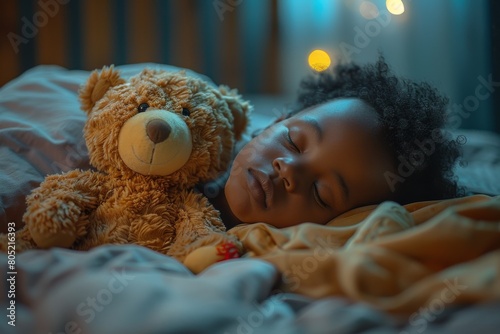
left=1, top=0, right=280, bottom=94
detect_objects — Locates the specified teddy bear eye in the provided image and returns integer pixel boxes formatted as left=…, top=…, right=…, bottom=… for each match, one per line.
left=138, top=103, right=150, bottom=113
left=182, top=108, right=191, bottom=116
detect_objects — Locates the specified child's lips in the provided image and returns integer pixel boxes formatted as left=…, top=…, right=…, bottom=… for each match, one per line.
left=247, top=168, right=274, bottom=209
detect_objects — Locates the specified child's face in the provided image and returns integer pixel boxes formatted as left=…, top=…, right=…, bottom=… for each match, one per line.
left=225, top=98, right=396, bottom=228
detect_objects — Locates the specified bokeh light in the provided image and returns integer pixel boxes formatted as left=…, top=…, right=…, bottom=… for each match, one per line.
left=359, top=1, right=379, bottom=19
left=386, top=0, right=405, bottom=15
left=308, top=49, right=331, bottom=72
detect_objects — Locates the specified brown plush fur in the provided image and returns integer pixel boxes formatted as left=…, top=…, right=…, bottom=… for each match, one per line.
left=0, top=66, right=250, bottom=262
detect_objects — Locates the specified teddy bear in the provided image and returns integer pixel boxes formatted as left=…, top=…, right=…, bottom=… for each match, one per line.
left=1, top=65, right=250, bottom=266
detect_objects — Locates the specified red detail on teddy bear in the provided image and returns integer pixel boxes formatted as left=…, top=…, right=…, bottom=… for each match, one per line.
left=216, top=241, right=240, bottom=261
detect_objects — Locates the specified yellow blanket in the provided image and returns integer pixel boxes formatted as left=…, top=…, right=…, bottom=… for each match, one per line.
left=229, top=195, right=500, bottom=315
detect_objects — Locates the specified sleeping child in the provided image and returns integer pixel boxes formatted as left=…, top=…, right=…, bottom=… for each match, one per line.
left=208, top=55, right=463, bottom=229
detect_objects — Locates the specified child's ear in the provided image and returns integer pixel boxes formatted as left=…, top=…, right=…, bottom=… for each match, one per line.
left=217, top=85, right=252, bottom=141
left=79, top=65, right=126, bottom=115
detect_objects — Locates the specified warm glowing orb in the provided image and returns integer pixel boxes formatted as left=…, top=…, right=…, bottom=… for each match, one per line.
left=359, top=1, right=379, bottom=19
left=308, top=49, right=331, bottom=72
left=386, top=0, right=405, bottom=15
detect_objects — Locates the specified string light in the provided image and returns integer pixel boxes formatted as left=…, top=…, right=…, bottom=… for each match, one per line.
left=386, top=0, right=405, bottom=15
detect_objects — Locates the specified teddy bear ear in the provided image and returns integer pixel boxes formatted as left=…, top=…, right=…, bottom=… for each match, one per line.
left=79, top=65, right=126, bottom=115
left=217, top=85, right=252, bottom=140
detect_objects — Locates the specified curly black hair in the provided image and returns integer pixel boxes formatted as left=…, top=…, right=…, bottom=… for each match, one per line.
left=287, top=55, right=463, bottom=204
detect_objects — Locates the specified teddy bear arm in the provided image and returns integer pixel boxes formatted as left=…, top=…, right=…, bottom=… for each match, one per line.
left=23, top=170, right=106, bottom=249
left=165, top=192, right=224, bottom=257
left=168, top=192, right=243, bottom=272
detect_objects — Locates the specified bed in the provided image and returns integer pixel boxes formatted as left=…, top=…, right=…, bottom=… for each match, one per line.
left=1, top=64, right=499, bottom=334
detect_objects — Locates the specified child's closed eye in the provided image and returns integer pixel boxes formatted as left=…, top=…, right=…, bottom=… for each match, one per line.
left=313, top=182, right=329, bottom=208
left=282, top=128, right=300, bottom=153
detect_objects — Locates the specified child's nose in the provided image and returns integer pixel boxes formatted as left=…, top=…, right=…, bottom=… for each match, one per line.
left=272, top=157, right=306, bottom=192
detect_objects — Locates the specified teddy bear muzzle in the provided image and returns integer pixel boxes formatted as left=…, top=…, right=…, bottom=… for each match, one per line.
left=118, top=109, right=193, bottom=176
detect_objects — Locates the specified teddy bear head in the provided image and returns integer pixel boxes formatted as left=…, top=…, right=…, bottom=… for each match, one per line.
left=79, top=66, right=250, bottom=187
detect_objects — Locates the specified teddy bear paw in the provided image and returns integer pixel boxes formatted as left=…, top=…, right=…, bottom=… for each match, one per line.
left=183, top=241, right=241, bottom=274
left=25, top=200, right=80, bottom=248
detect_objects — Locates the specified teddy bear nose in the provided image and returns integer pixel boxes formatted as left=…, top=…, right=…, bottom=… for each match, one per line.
left=146, top=119, right=172, bottom=143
